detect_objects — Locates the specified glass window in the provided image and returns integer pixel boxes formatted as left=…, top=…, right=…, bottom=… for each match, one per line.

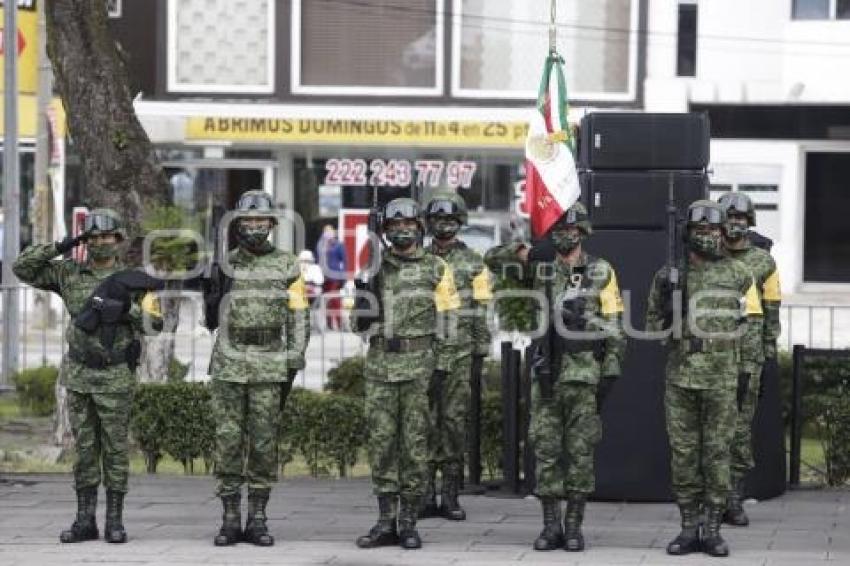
left=837, top=0, right=850, bottom=18
left=455, top=0, right=636, bottom=99
left=792, top=0, right=830, bottom=19
left=168, top=0, right=274, bottom=93
left=296, top=0, right=441, bottom=92
left=676, top=4, right=698, bottom=77
left=804, top=152, right=850, bottom=283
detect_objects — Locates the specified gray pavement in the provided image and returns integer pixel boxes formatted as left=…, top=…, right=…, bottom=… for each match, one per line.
left=1, top=474, right=848, bottom=566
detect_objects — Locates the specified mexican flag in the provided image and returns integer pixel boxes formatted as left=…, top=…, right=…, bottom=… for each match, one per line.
left=524, top=54, right=581, bottom=238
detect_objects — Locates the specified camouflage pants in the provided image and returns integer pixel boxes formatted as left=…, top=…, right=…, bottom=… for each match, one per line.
left=365, top=378, right=429, bottom=499
left=212, top=380, right=285, bottom=497
left=530, top=381, right=601, bottom=498
left=427, top=355, right=471, bottom=474
left=68, top=389, right=133, bottom=493
left=665, top=383, right=736, bottom=507
left=730, top=363, right=764, bottom=485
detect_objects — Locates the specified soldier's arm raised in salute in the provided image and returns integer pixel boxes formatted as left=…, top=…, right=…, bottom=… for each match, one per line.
left=13, top=239, right=80, bottom=292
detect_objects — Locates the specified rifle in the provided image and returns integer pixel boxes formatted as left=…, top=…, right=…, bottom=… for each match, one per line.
left=532, top=258, right=561, bottom=401
left=662, top=173, right=687, bottom=337
left=352, top=186, right=385, bottom=333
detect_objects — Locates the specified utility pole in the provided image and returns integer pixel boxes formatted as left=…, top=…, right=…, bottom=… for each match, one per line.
left=2, top=0, right=21, bottom=388
left=34, top=0, right=52, bottom=359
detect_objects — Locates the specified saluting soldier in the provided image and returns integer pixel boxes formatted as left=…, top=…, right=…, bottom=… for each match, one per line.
left=13, top=209, right=161, bottom=544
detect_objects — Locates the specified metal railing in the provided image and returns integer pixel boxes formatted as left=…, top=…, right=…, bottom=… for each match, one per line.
left=2, top=283, right=849, bottom=388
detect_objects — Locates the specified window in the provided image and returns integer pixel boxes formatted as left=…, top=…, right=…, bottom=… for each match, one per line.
left=452, top=0, right=638, bottom=100
left=804, top=152, right=850, bottom=282
left=292, top=0, right=443, bottom=96
left=792, top=0, right=850, bottom=19
left=167, top=0, right=275, bottom=93
left=107, top=0, right=122, bottom=18
left=676, top=4, right=697, bottom=77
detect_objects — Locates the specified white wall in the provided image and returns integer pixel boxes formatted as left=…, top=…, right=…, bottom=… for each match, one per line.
left=645, top=0, right=850, bottom=108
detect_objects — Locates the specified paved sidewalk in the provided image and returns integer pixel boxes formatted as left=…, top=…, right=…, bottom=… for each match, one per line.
left=0, top=474, right=847, bottom=566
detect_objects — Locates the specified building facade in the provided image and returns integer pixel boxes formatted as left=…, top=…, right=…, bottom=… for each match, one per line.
left=104, top=0, right=849, bottom=296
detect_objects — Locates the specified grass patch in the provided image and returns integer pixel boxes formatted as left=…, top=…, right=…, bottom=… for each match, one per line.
left=0, top=395, right=22, bottom=420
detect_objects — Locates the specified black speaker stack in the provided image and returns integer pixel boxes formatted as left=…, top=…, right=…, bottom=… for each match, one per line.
left=566, top=112, right=785, bottom=502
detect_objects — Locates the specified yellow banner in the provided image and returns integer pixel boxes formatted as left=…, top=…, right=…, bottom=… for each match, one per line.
left=0, top=2, right=39, bottom=95
left=186, top=117, right=530, bottom=148
left=0, top=94, right=65, bottom=138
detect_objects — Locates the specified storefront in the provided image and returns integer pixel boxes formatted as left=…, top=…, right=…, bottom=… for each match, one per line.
left=136, top=101, right=534, bottom=274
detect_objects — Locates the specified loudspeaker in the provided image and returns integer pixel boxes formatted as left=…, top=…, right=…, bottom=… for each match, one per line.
left=581, top=170, right=707, bottom=230
left=578, top=112, right=710, bottom=170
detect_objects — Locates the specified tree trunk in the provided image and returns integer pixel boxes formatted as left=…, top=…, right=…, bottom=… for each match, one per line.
left=137, top=294, right=181, bottom=383
left=44, top=0, right=169, bottom=235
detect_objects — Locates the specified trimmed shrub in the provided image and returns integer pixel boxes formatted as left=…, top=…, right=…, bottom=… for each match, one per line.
left=324, top=356, right=365, bottom=398
left=12, top=366, right=58, bottom=416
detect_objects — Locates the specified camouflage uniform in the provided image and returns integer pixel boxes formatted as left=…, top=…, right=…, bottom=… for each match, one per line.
left=720, top=193, right=782, bottom=526
left=13, top=209, right=160, bottom=544
left=646, top=200, right=763, bottom=557
left=486, top=247, right=624, bottom=495
left=208, top=204, right=310, bottom=546
left=485, top=202, right=625, bottom=552
left=422, top=195, right=492, bottom=520
left=354, top=198, right=461, bottom=550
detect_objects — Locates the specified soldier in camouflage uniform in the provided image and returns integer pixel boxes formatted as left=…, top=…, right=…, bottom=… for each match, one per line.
left=13, top=209, right=161, bottom=544
left=353, top=198, right=461, bottom=550
left=207, top=191, right=310, bottom=547
left=485, top=202, right=626, bottom=552
left=718, top=192, right=781, bottom=527
left=646, top=200, right=763, bottom=557
left=419, top=192, right=492, bottom=521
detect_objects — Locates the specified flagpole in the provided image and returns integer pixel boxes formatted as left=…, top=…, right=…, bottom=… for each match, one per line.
left=549, top=0, right=557, bottom=55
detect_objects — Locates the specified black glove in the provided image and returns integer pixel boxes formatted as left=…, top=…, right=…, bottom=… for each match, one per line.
left=596, top=375, right=617, bottom=413
left=736, top=373, right=751, bottom=411
left=527, top=238, right=556, bottom=263
left=55, top=234, right=86, bottom=254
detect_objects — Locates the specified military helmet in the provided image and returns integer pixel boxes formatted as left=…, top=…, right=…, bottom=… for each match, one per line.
left=383, top=197, right=423, bottom=229
left=84, top=208, right=126, bottom=240
left=425, top=192, right=468, bottom=225
left=235, top=190, right=277, bottom=224
left=718, top=192, right=756, bottom=226
left=552, top=201, right=592, bottom=235
left=686, top=200, right=726, bottom=226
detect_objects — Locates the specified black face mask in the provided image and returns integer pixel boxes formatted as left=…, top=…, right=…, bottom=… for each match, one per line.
left=237, top=223, right=271, bottom=251
left=430, top=217, right=460, bottom=240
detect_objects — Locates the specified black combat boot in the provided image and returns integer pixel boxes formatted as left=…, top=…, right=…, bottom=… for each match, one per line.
left=439, top=467, right=466, bottom=521
left=398, top=496, right=422, bottom=549
left=356, top=495, right=399, bottom=548
left=666, top=502, right=702, bottom=555
left=564, top=492, right=586, bottom=552
left=244, top=488, right=274, bottom=546
left=533, top=498, right=565, bottom=551
left=419, top=465, right=440, bottom=519
left=703, top=504, right=730, bottom=557
left=723, top=479, right=750, bottom=527
left=213, top=493, right=242, bottom=546
left=104, top=490, right=128, bottom=543
left=59, top=486, right=99, bottom=543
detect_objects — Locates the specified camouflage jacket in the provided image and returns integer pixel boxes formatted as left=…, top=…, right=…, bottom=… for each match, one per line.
left=354, top=247, right=461, bottom=382
left=428, top=240, right=492, bottom=358
left=209, top=244, right=310, bottom=383
left=12, top=243, right=160, bottom=393
left=646, top=255, right=762, bottom=390
left=485, top=243, right=626, bottom=385
left=727, top=240, right=782, bottom=366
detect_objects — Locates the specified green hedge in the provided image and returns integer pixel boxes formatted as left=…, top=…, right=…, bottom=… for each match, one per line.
left=12, top=366, right=58, bottom=416
left=778, top=349, right=850, bottom=486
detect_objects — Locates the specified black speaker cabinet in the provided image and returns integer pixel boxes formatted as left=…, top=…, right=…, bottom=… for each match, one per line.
left=578, top=112, right=710, bottom=170
left=581, top=170, right=708, bottom=230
